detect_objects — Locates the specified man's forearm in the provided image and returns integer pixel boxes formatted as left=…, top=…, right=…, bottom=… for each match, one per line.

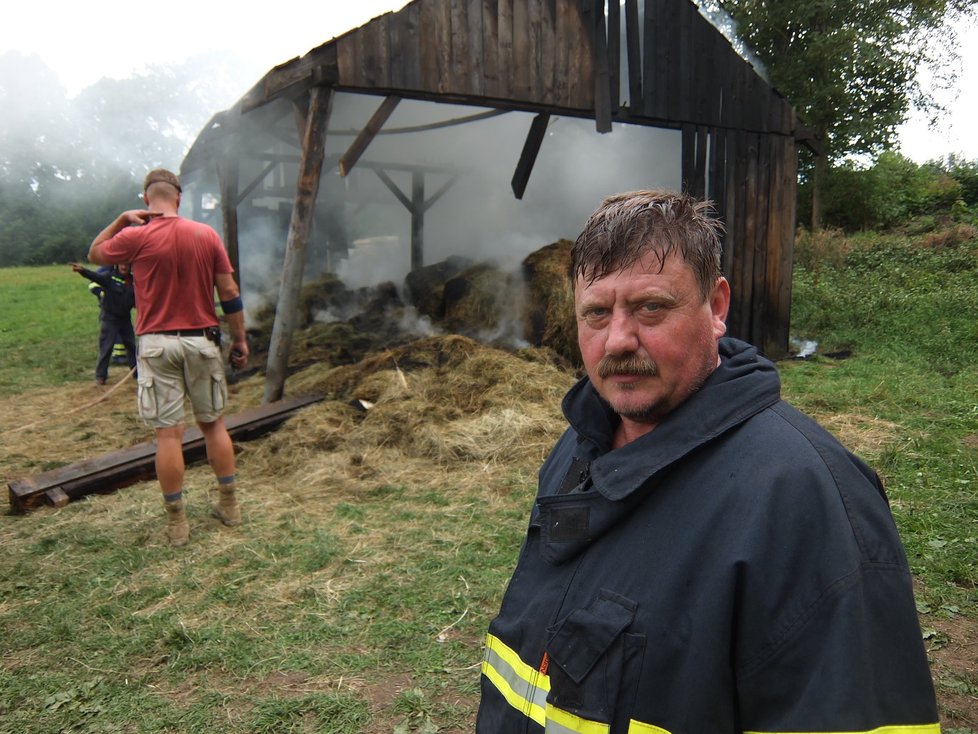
left=89, top=214, right=130, bottom=263
left=225, top=311, right=246, bottom=344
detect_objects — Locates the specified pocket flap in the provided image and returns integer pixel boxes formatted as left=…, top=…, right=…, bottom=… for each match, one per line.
left=141, top=346, right=164, bottom=358
left=547, top=589, right=637, bottom=684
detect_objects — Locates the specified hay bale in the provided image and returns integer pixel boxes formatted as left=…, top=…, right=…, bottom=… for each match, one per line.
left=440, top=264, right=524, bottom=343
left=403, top=255, right=473, bottom=320
left=521, top=240, right=579, bottom=367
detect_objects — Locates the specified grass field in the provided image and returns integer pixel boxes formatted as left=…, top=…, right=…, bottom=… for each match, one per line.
left=0, top=265, right=102, bottom=393
left=1, top=230, right=978, bottom=732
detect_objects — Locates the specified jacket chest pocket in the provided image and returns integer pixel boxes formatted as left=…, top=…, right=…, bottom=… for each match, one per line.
left=545, top=589, right=645, bottom=728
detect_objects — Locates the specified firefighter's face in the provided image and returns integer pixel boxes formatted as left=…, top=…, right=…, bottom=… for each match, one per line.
left=575, top=249, right=729, bottom=430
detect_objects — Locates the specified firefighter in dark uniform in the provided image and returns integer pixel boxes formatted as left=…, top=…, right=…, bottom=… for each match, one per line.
left=85, top=265, right=129, bottom=364
left=72, top=262, right=137, bottom=385
left=476, top=190, right=940, bottom=734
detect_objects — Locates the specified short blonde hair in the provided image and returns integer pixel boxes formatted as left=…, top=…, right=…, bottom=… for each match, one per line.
left=143, top=168, right=181, bottom=194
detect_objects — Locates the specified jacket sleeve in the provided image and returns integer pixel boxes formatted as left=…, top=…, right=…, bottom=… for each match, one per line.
left=736, top=562, right=939, bottom=732
left=78, top=268, right=113, bottom=289
left=735, top=404, right=940, bottom=732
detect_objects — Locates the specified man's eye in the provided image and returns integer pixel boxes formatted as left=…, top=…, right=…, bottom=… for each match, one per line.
left=639, top=303, right=661, bottom=313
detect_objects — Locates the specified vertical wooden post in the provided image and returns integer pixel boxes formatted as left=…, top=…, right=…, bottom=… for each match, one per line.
left=262, top=86, right=333, bottom=404
left=410, top=171, right=424, bottom=270
left=218, top=157, right=241, bottom=286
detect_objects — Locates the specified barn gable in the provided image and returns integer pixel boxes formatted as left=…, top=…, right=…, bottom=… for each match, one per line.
left=180, top=0, right=800, bottom=400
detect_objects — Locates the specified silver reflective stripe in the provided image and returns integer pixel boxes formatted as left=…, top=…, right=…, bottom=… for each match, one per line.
left=482, top=634, right=549, bottom=726
left=482, top=634, right=611, bottom=734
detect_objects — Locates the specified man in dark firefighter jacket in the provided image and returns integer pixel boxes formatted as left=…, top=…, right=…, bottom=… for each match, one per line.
left=72, top=262, right=137, bottom=385
left=476, top=190, right=939, bottom=734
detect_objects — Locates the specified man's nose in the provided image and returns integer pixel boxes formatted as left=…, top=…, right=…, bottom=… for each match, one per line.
left=604, top=310, right=640, bottom=355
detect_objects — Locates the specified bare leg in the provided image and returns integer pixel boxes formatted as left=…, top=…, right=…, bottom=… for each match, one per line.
left=155, top=424, right=186, bottom=494
left=199, top=417, right=241, bottom=526
left=155, top=424, right=189, bottom=546
left=198, top=417, right=235, bottom=477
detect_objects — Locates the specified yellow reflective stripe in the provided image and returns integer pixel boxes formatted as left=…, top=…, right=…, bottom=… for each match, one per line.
left=628, top=720, right=671, bottom=734
left=483, top=633, right=549, bottom=726
left=482, top=634, right=614, bottom=734
left=546, top=703, right=610, bottom=734
left=745, top=725, right=942, bottom=734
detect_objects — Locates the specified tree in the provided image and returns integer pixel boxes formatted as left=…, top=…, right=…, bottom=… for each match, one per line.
left=704, top=0, right=975, bottom=229
left=0, top=51, right=251, bottom=266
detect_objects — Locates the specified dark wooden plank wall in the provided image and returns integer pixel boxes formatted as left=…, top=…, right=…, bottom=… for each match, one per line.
left=637, top=0, right=791, bottom=135
left=194, top=0, right=800, bottom=358
left=694, top=123, right=794, bottom=359
left=334, top=0, right=594, bottom=110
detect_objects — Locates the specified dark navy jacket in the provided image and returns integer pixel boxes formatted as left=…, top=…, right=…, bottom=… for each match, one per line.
left=79, top=266, right=134, bottom=320
left=477, top=338, right=939, bottom=734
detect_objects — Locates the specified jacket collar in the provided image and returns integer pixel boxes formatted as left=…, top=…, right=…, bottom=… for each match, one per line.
left=562, top=337, right=782, bottom=502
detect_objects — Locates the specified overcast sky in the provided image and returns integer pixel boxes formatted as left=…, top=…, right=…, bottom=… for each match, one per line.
left=1, top=0, right=976, bottom=163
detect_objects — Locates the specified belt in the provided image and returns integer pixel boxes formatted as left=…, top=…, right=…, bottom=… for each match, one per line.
left=149, top=329, right=207, bottom=336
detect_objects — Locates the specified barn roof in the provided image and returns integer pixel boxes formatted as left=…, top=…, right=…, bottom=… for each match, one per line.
left=183, top=0, right=797, bottom=179
left=181, top=0, right=801, bottom=384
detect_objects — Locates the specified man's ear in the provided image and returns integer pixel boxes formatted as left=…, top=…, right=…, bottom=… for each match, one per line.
left=711, top=277, right=731, bottom=338
left=143, top=193, right=149, bottom=206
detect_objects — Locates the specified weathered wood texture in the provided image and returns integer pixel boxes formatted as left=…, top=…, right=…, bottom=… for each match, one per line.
left=263, top=87, right=333, bottom=404
left=7, top=395, right=324, bottom=515
left=182, top=0, right=799, bottom=359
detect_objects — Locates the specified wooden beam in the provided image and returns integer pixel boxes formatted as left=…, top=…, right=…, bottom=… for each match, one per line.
left=7, top=394, right=325, bottom=515
left=338, top=95, right=402, bottom=177
left=607, top=0, right=620, bottom=115
left=374, top=168, right=415, bottom=211
left=423, top=175, right=457, bottom=212
left=236, top=160, right=279, bottom=206
left=411, top=172, right=425, bottom=270
left=511, top=112, right=550, bottom=199
left=263, top=86, right=333, bottom=405
left=624, top=0, right=642, bottom=113
left=218, top=157, right=241, bottom=286
left=590, top=0, right=613, bottom=132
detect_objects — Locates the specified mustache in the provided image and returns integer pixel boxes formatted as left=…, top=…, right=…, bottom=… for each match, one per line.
left=596, top=354, right=658, bottom=378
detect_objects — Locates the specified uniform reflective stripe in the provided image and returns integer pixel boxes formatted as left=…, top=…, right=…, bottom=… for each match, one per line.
left=744, top=725, right=941, bottom=734
left=545, top=704, right=610, bottom=734
left=628, top=721, right=671, bottom=734
left=483, top=633, right=549, bottom=726
left=482, top=634, right=612, bottom=734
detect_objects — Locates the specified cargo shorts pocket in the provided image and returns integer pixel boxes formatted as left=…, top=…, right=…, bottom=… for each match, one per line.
left=137, top=377, right=158, bottom=420
left=210, top=374, right=227, bottom=412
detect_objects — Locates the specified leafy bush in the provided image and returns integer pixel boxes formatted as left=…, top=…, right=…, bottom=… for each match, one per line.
left=813, top=152, right=963, bottom=231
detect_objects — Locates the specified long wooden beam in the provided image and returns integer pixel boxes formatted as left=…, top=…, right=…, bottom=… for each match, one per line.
left=263, top=86, right=334, bottom=404
left=7, top=394, right=324, bottom=515
left=511, top=113, right=550, bottom=199
left=338, top=95, right=402, bottom=176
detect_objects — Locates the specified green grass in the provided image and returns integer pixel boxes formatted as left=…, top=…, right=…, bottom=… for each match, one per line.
left=3, top=232, right=978, bottom=731
left=0, top=264, right=101, bottom=392
left=787, top=230, right=978, bottom=611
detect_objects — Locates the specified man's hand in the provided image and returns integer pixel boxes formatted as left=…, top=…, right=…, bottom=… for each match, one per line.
left=89, top=210, right=160, bottom=264
left=230, top=340, right=250, bottom=369
left=71, top=263, right=84, bottom=273
left=121, top=209, right=162, bottom=226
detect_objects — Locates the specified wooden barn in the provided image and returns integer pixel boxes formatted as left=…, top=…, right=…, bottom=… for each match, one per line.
left=179, top=0, right=805, bottom=400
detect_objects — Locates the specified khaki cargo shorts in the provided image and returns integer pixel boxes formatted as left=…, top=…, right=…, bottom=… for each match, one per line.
left=136, top=333, right=227, bottom=428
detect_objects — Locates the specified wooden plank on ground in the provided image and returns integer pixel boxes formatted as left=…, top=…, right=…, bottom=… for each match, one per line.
left=7, top=394, right=325, bottom=515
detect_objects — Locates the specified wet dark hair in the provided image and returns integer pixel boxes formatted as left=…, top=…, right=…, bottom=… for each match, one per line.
left=570, top=189, right=724, bottom=299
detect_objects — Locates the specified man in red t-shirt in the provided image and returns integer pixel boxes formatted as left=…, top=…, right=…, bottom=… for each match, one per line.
left=88, top=168, right=250, bottom=547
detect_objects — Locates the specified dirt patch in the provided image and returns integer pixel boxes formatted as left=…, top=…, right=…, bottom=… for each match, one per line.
left=929, top=614, right=978, bottom=730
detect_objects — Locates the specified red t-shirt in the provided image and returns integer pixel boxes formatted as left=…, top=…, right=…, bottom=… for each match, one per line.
left=99, top=216, right=234, bottom=335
